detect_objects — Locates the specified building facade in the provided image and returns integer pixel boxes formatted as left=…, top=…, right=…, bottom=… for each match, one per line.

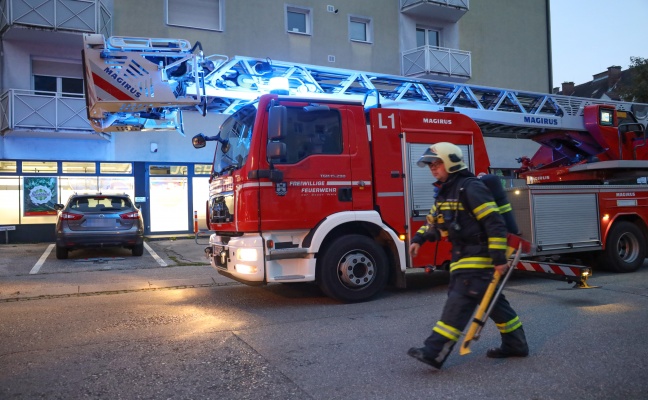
left=0, top=0, right=551, bottom=242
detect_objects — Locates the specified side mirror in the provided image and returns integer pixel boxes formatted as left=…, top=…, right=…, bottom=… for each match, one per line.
left=267, top=142, right=286, bottom=161
left=268, top=105, right=287, bottom=141
left=54, top=204, right=65, bottom=211
left=192, top=134, right=207, bottom=148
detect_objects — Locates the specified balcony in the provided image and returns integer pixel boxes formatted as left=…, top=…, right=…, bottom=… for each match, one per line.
left=0, top=89, right=104, bottom=138
left=0, top=0, right=112, bottom=36
left=400, top=0, right=469, bottom=22
left=402, top=45, right=471, bottom=80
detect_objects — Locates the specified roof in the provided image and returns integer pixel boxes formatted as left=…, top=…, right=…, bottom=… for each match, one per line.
left=557, top=66, right=634, bottom=101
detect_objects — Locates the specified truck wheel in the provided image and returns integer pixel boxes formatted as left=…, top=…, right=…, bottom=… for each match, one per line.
left=56, top=245, right=68, bottom=260
left=603, top=221, right=646, bottom=273
left=317, top=234, right=389, bottom=302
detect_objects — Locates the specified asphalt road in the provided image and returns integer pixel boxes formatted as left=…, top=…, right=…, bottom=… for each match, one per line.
left=0, top=241, right=647, bottom=399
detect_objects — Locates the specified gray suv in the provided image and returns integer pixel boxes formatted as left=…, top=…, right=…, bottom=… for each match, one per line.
left=54, top=193, right=144, bottom=259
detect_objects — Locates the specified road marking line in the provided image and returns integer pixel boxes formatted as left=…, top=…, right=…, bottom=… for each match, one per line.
left=144, top=242, right=168, bottom=267
left=30, top=244, right=54, bottom=275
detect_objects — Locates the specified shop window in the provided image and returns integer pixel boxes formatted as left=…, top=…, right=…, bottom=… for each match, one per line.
left=192, top=176, right=210, bottom=230
left=60, top=177, right=98, bottom=203
left=194, top=164, right=212, bottom=175
left=286, top=6, right=311, bottom=35
left=0, top=177, right=20, bottom=224
left=62, top=162, right=96, bottom=174
left=149, top=176, right=188, bottom=232
left=99, top=177, right=135, bottom=199
left=166, top=0, right=223, bottom=31
left=0, top=161, right=17, bottom=173
left=350, top=16, right=372, bottom=43
left=100, top=163, right=133, bottom=174
left=22, top=161, right=58, bottom=174
left=150, top=165, right=188, bottom=175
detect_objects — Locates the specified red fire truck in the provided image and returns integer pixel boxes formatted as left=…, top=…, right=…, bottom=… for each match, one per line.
left=509, top=105, right=648, bottom=274
left=82, top=35, right=648, bottom=302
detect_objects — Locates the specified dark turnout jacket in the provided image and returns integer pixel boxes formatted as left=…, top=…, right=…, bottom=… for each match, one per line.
left=412, top=170, right=508, bottom=272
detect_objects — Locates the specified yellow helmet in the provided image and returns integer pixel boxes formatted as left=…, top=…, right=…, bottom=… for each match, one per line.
left=416, top=142, right=467, bottom=173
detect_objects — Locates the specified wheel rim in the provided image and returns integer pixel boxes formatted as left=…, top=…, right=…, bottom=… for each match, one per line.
left=336, top=250, right=376, bottom=289
left=617, top=232, right=640, bottom=263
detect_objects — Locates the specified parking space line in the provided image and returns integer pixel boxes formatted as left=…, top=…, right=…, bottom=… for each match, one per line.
left=144, top=242, right=168, bottom=267
left=30, top=244, right=55, bottom=275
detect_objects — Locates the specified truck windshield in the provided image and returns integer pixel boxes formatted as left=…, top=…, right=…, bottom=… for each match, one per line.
left=212, top=103, right=257, bottom=176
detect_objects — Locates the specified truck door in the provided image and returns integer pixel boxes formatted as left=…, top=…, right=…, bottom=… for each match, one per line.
left=406, top=142, right=473, bottom=268
left=258, top=104, right=353, bottom=231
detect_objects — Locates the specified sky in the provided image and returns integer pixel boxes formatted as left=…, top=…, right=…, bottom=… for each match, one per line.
left=550, top=0, right=648, bottom=89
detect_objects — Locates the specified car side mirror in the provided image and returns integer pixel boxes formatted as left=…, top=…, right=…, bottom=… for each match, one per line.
left=54, top=203, right=65, bottom=211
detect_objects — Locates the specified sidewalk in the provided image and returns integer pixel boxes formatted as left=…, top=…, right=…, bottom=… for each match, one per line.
left=0, top=238, right=238, bottom=302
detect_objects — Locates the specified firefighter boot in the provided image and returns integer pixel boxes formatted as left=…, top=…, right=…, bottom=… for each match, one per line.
left=407, top=347, right=441, bottom=370
left=486, top=327, right=529, bottom=358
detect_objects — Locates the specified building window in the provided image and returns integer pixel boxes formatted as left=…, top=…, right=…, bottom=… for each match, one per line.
left=349, top=16, right=372, bottom=43
left=416, top=27, right=440, bottom=48
left=286, top=6, right=311, bottom=35
left=32, top=59, right=84, bottom=98
left=21, top=161, right=58, bottom=174
left=150, top=165, right=188, bottom=176
left=194, top=164, right=212, bottom=175
left=62, top=162, right=96, bottom=174
left=100, top=163, right=133, bottom=174
left=166, top=0, right=223, bottom=31
left=0, top=161, right=17, bottom=173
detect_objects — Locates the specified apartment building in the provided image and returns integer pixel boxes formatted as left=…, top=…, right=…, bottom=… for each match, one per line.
left=0, top=0, right=551, bottom=242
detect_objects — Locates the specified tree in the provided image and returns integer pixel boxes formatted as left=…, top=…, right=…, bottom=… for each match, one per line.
left=617, top=57, right=648, bottom=103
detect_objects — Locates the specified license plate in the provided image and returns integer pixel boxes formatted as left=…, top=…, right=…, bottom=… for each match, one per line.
left=85, top=218, right=115, bottom=228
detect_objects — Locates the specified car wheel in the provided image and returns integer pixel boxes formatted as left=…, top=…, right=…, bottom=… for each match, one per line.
left=132, top=243, right=144, bottom=257
left=56, top=245, right=68, bottom=260
left=317, top=234, right=389, bottom=303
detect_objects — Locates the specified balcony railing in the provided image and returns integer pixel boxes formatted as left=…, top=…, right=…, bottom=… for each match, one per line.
left=0, top=89, right=101, bottom=136
left=402, top=45, right=471, bottom=80
left=400, top=0, right=468, bottom=21
left=0, top=0, right=112, bottom=36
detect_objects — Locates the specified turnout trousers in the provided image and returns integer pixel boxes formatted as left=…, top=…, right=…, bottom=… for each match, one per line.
left=422, top=270, right=528, bottom=367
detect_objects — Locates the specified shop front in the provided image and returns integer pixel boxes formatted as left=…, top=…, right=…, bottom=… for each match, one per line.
left=0, top=160, right=211, bottom=243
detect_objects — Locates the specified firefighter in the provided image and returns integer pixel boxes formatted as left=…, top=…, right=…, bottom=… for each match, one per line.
left=408, top=142, right=529, bottom=370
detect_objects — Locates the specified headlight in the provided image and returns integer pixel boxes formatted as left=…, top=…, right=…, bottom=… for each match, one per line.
left=236, top=248, right=258, bottom=262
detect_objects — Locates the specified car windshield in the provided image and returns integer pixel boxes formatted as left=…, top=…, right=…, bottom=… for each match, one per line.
left=212, top=103, right=257, bottom=176
left=68, top=196, right=132, bottom=212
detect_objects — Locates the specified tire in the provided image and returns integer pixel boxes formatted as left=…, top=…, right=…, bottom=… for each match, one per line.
left=55, top=245, right=68, bottom=260
left=602, top=221, right=646, bottom=273
left=132, top=243, right=144, bottom=257
left=317, top=234, right=389, bottom=302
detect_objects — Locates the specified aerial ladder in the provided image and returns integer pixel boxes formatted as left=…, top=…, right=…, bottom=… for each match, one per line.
left=82, top=34, right=648, bottom=137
